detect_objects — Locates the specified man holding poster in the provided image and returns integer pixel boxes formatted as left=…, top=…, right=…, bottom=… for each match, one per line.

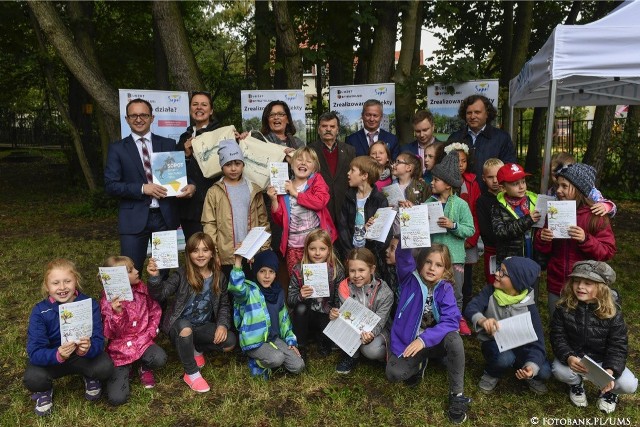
left=447, top=95, right=516, bottom=191
left=105, top=98, right=195, bottom=273
left=346, top=99, right=399, bottom=160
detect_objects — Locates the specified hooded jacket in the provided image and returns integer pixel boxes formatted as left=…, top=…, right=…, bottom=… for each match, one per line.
left=336, top=276, right=394, bottom=337
left=491, top=190, right=538, bottom=265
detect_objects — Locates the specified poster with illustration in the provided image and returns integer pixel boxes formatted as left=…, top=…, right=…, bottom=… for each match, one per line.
left=59, top=299, right=93, bottom=343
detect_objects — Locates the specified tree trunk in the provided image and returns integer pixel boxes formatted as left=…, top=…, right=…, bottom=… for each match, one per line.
left=254, top=0, right=272, bottom=90
left=499, top=2, right=513, bottom=126
left=564, top=1, right=582, bottom=24
left=272, top=0, right=303, bottom=89
left=326, top=2, right=357, bottom=86
left=354, top=18, right=372, bottom=84
left=583, top=105, right=615, bottom=183
left=30, top=9, right=97, bottom=191
left=618, top=105, right=640, bottom=191
left=393, top=1, right=420, bottom=145
left=525, top=107, right=545, bottom=172
left=368, top=2, right=398, bottom=83
left=151, top=1, right=203, bottom=91
left=28, top=1, right=119, bottom=119
left=153, top=17, right=170, bottom=90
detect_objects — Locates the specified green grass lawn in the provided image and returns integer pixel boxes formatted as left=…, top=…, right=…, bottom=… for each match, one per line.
left=0, top=154, right=638, bottom=427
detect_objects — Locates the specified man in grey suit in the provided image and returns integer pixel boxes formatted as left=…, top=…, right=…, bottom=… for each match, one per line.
left=308, top=112, right=355, bottom=226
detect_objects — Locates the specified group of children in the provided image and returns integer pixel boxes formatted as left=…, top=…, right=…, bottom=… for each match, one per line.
left=25, top=135, right=637, bottom=423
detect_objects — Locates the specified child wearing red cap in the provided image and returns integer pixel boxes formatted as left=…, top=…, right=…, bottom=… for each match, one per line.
left=490, top=164, right=541, bottom=268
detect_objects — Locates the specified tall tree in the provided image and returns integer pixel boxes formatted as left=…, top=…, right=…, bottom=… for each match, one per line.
left=368, top=1, right=398, bottom=83
left=254, top=0, right=272, bottom=90
left=618, top=105, right=640, bottom=191
left=393, top=1, right=420, bottom=144
left=272, top=0, right=302, bottom=89
left=151, top=1, right=204, bottom=90
left=583, top=105, right=615, bottom=182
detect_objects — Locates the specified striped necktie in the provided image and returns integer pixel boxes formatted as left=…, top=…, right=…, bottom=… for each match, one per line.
left=140, top=138, right=153, bottom=183
left=367, top=131, right=378, bottom=146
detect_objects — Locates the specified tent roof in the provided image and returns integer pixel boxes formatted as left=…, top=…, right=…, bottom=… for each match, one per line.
left=509, top=0, right=640, bottom=108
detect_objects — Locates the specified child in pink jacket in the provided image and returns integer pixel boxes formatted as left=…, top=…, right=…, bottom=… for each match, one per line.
left=99, top=256, right=166, bottom=406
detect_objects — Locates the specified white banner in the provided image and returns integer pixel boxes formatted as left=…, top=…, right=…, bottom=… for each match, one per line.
left=240, top=90, right=307, bottom=143
left=118, top=89, right=189, bottom=141
left=427, top=79, right=499, bottom=119
left=329, top=83, right=396, bottom=134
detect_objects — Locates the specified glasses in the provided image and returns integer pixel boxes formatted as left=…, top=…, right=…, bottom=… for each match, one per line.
left=393, top=160, right=409, bottom=166
left=269, top=112, right=287, bottom=118
left=495, top=269, right=509, bottom=278
left=127, top=114, right=151, bottom=121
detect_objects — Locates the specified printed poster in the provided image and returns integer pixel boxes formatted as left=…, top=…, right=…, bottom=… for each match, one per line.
left=240, top=90, right=307, bottom=144
left=118, top=89, right=189, bottom=141
left=329, top=83, right=396, bottom=135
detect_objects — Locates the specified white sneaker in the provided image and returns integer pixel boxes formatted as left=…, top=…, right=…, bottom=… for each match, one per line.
left=597, top=392, right=618, bottom=413
left=569, top=382, right=588, bottom=407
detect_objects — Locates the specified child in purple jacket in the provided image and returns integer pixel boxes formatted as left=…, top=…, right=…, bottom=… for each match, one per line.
left=386, top=243, right=471, bottom=425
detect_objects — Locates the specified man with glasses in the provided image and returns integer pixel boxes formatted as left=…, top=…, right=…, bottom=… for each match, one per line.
left=105, top=98, right=195, bottom=273
left=346, top=99, right=399, bottom=160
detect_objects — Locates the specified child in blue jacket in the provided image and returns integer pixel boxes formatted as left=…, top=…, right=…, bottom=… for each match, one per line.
left=464, top=256, right=551, bottom=395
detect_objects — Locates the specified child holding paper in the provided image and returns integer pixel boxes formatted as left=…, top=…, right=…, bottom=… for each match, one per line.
left=547, top=152, right=616, bottom=217
left=369, top=141, right=393, bottom=191
left=387, top=243, right=471, bottom=424
left=534, top=163, right=616, bottom=317
left=476, top=158, right=504, bottom=284
left=288, top=229, right=345, bottom=360
left=338, top=156, right=389, bottom=264
left=148, top=232, right=236, bottom=393
left=267, top=146, right=337, bottom=275
left=464, top=257, right=550, bottom=395
left=330, top=248, right=393, bottom=374
left=551, top=261, right=637, bottom=413
left=100, top=256, right=166, bottom=405
left=24, top=259, right=114, bottom=416
left=202, top=139, right=271, bottom=278
left=425, top=151, right=475, bottom=335
left=229, top=250, right=305, bottom=379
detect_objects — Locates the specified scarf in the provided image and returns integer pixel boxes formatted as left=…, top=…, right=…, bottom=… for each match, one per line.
left=379, top=167, right=391, bottom=181
left=505, top=195, right=530, bottom=216
left=493, top=288, right=529, bottom=306
left=258, top=280, right=283, bottom=304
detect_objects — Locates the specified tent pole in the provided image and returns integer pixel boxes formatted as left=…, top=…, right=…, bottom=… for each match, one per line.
left=509, top=105, right=515, bottom=143
left=541, top=79, right=558, bottom=194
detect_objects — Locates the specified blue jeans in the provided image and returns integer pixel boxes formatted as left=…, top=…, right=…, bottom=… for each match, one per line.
left=481, top=339, right=551, bottom=380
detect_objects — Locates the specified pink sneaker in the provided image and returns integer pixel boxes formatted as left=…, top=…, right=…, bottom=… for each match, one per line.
left=459, top=318, right=472, bottom=336
left=183, top=374, right=210, bottom=393
left=139, top=367, right=156, bottom=389
left=194, top=354, right=206, bottom=369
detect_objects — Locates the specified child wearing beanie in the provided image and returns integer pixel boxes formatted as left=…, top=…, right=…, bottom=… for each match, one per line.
left=202, top=139, right=271, bottom=279
left=535, top=163, right=616, bottom=318
left=464, top=257, right=551, bottom=395
left=425, top=151, right=475, bottom=335
left=229, top=250, right=305, bottom=379
left=551, top=260, right=637, bottom=413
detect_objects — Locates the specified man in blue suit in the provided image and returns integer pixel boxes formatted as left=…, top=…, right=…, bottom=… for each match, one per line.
left=104, top=98, right=195, bottom=273
left=401, top=110, right=443, bottom=180
left=345, top=99, right=399, bottom=160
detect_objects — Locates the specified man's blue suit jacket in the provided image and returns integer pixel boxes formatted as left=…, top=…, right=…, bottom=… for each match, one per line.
left=104, top=134, right=180, bottom=235
left=345, top=128, right=400, bottom=160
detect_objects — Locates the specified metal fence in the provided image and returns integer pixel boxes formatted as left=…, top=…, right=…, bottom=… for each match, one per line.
left=0, top=109, right=69, bottom=149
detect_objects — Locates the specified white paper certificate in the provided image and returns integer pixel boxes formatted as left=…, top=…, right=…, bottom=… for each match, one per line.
left=381, top=183, right=405, bottom=206
left=59, top=299, right=93, bottom=343
left=323, top=298, right=381, bottom=357
left=234, top=227, right=271, bottom=260
left=365, top=207, right=396, bottom=243
left=151, top=230, right=179, bottom=269
left=533, top=194, right=556, bottom=228
left=302, top=263, right=330, bottom=298
left=425, top=201, right=447, bottom=233
left=399, top=205, right=431, bottom=248
left=493, top=311, right=538, bottom=353
left=547, top=200, right=577, bottom=239
left=269, top=162, right=289, bottom=195
left=581, top=355, right=615, bottom=389
left=99, top=266, right=134, bottom=301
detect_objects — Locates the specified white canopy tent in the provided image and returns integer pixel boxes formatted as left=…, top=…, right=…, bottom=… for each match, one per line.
left=508, top=0, right=640, bottom=192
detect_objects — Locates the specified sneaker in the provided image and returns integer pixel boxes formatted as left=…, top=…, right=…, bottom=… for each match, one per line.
left=139, top=367, right=156, bottom=389
left=478, top=373, right=499, bottom=393
left=83, top=377, right=102, bottom=401
left=31, top=389, right=53, bottom=416
left=335, top=354, right=358, bottom=374
left=569, top=382, right=588, bottom=407
left=248, top=357, right=270, bottom=380
left=597, top=392, right=619, bottom=414
left=458, top=318, right=472, bottom=336
left=405, top=359, right=428, bottom=387
left=194, top=353, right=206, bottom=369
left=183, top=373, right=210, bottom=392
left=527, top=378, right=548, bottom=395
left=448, top=393, right=472, bottom=424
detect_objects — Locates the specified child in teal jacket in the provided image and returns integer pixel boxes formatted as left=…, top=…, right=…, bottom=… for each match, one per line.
left=229, top=250, right=305, bottom=378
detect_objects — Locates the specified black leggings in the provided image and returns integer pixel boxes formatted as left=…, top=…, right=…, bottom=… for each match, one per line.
left=23, top=352, right=114, bottom=392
